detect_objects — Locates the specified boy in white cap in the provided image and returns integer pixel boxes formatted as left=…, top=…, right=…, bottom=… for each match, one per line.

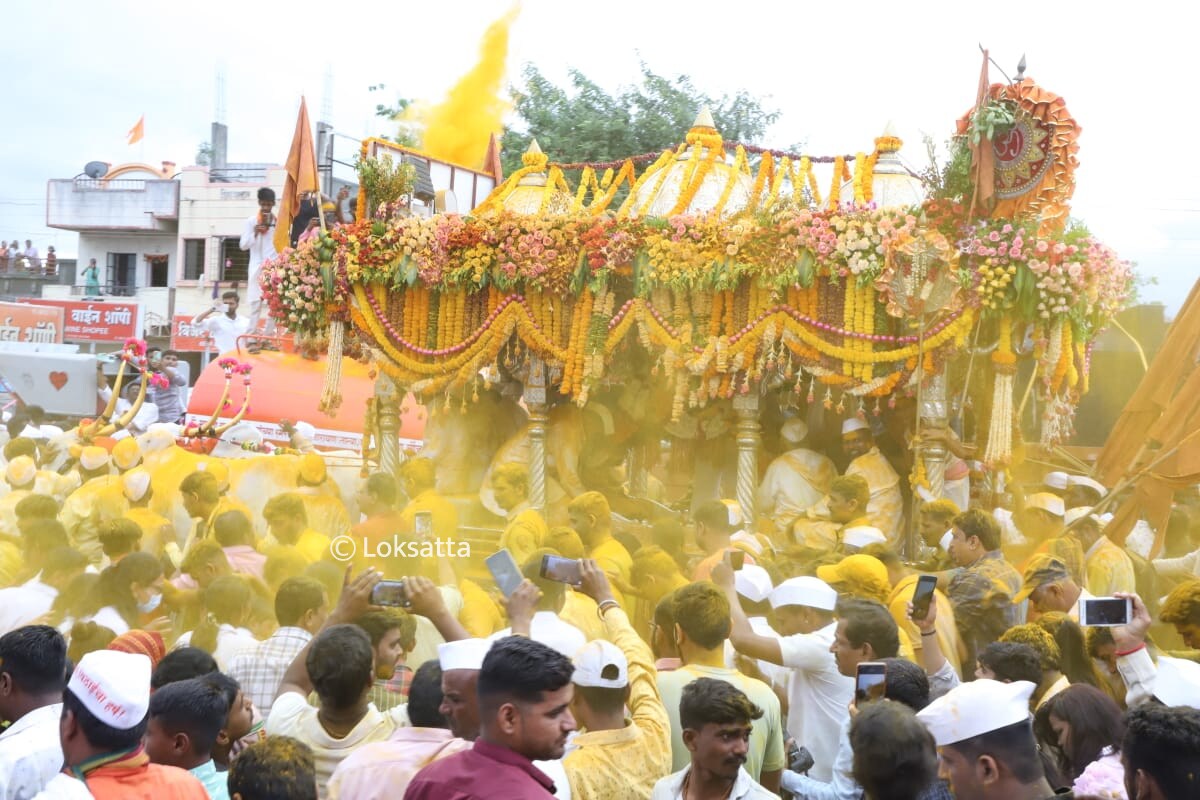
left=514, top=560, right=670, bottom=800
left=756, top=418, right=836, bottom=536
left=916, top=679, right=1057, bottom=800
left=839, top=418, right=903, bottom=539
left=48, top=650, right=209, bottom=799
left=714, top=566, right=850, bottom=784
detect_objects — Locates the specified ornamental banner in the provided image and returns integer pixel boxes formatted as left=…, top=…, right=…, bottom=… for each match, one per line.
left=0, top=302, right=65, bottom=344
left=24, top=299, right=143, bottom=343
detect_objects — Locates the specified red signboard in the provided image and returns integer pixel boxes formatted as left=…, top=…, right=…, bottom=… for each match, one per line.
left=170, top=314, right=212, bottom=352
left=0, top=302, right=65, bottom=344
left=23, top=299, right=143, bottom=343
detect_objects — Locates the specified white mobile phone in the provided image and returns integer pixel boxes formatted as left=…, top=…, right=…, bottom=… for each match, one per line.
left=485, top=549, right=524, bottom=599
left=1079, top=597, right=1131, bottom=627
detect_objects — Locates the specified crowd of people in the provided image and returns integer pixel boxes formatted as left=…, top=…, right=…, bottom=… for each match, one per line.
left=0, top=240, right=56, bottom=275
left=0, top=413, right=1198, bottom=800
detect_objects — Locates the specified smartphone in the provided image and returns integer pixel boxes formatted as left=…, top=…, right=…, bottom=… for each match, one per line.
left=486, top=549, right=524, bottom=598
left=371, top=579, right=408, bottom=607
left=855, top=661, right=887, bottom=704
left=414, top=511, right=433, bottom=540
left=540, top=555, right=582, bottom=586
left=910, top=575, right=938, bottom=621
left=1080, top=597, right=1131, bottom=627
left=725, top=550, right=745, bottom=570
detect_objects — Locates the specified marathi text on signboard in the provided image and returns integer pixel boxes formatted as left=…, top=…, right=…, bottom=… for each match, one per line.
left=0, top=302, right=65, bottom=344
left=23, top=299, right=143, bottom=343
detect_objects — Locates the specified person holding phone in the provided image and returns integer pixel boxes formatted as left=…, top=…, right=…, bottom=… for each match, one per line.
left=691, top=500, right=757, bottom=582
left=491, top=463, right=548, bottom=569
left=191, top=290, right=250, bottom=356
left=864, top=545, right=964, bottom=677
left=240, top=186, right=277, bottom=338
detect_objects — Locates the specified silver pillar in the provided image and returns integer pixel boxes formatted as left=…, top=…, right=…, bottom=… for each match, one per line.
left=375, top=372, right=402, bottom=480
left=733, top=392, right=761, bottom=522
left=524, top=356, right=548, bottom=514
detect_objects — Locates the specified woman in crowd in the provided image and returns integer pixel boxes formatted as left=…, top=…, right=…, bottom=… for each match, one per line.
left=93, top=550, right=166, bottom=634
left=1035, top=684, right=1127, bottom=798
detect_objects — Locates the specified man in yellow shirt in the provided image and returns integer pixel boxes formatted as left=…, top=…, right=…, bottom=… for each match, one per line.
left=491, top=462, right=546, bottom=567
left=568, top=491, right=633, bottom=604
left=865, top=544, right=964, bottom=677
left=60, top=446, right=119, bottom=563
left=120, top=468, right=174, bottom=557
left=294, top=453, right=352, bottom=540
left=510, top=561, right=671, bottom=800
left=397, top=457, right=460, bottom=581
left=262, top=492, right=332, bottom=564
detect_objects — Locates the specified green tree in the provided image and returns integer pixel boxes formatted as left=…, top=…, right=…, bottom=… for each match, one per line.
left=370, top=84, right=420, bottom=148
left=499, top=63, right=782, bottom=176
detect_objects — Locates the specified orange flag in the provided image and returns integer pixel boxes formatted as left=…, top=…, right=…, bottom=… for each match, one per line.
left=127, top=115, right=145, bottom=145
left=967, top=51, right=995, bottom=217
left=274, top=98, right=321, bottom=254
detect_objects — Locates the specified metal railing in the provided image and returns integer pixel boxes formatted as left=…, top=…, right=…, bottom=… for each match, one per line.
left=73, top=178, right=148, bottom=191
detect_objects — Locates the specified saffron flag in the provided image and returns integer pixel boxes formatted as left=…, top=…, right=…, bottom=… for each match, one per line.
left=274, top=98, right=321, bottom=254
left=127, top=115, right=145, bottom=146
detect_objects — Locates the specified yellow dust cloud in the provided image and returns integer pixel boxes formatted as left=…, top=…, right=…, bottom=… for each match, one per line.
left=419, top=4, right=520, bottom=170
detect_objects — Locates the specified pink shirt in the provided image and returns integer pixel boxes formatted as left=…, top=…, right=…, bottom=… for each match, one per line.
left=328, top=728, right=470, bottom=800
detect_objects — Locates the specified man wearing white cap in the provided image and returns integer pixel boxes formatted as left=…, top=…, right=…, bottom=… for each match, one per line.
left=0, top=625, right=69, bottom=799
left=715, top=565, right=850, bottom=784
left=407, top=583, right=572, bottom=798
left=723, top=565, right=786, bottom=688
left=514, top=561, right=670, bottom=800
left=120, top=468, right=175, bottom=558
left=60, top=445, right=118, bottom=564
left=0, top=455, right=36, bottom=538
left=916, top=679, right=1056, bottom=800
left=756, top=418, right=836, bottom=536
left=839, top=418, right=903, bottom=541
left=1065, top=507, right=1136, bottom=596
left=1063, top=475, right=1105, bottom=510
left=47, top=650, right=209, bottom=799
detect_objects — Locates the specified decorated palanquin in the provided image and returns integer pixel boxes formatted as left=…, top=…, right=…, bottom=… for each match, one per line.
left=261, top=70, right=1132, bottom=520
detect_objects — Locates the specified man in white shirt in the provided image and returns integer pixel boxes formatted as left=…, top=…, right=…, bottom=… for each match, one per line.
left=240, top=187, right=278, bottom=336
left=191, top=290, right=251, bottom=356
left=716, top=568, right=852, bottom=784
left=0, top=625, right=69, bottom=799
left=0, top=546, right=87, bottom=636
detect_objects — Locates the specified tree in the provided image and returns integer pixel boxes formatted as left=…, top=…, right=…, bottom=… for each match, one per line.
left=499, top=63, right=782, bottom=176
left=196, top=141, right=212, bottom=167
left=369, top=84, right=420, bottom=148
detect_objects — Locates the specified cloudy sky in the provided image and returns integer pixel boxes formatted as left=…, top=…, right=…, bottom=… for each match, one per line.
left=4, top=0, right=1196, bottom=313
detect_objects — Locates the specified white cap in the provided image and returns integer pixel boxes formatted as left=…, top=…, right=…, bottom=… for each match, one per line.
left=1063, top=506, right=1102, bottom=527
left=770, top=576, right=838, bottom=611
left=842, top=418, right=870, bottom=435
left=1099, top=512, right=1115, bottom=525
left=721, top=499, right=744, bottom=528
left=1025, top=492, right=1065, bottom=517
left=294, top=420, right=316, bottom=441
left=438, top=638, right=492, bottom=671
left=1154, top=656, right=1200, bottom=708
left=79, top=446, right=110, bottom=472
left=1044, top=471, right=1071, bottom=491
left=780, top=418, right=808, bottom=444
left=915, top=485, right=936, bottom=503
left=843, top=526, right=887, bottom=550
left=5, top=455, right=36, bottom=487
left=939, top=530, right=954, bottom=553
left=917, top=679, right=1036, bottom=746
left=67, top=650, right=151, bottom=730
left=122, top=468, right=152, bottom=503
left=734, top=565, right=774, bottom=603
left=730, top=530, right=764, bottom=556
left=572, top=640, right=628, bottom=689
left=1066, top=475, right=1107, bottom=495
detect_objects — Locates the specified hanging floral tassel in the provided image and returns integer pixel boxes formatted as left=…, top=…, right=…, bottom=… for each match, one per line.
left=319, top=320, right=345, bottom=415
left=983, top=314, right=1016, bottom=466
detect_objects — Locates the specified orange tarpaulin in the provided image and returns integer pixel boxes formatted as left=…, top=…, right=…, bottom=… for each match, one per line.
left=1095, top=278, right=1200, bottom=550
left=274, top=98, right=320, bottom=254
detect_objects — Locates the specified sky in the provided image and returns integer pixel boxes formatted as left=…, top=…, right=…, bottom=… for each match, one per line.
left=3, top=0, right=1196, bottom=315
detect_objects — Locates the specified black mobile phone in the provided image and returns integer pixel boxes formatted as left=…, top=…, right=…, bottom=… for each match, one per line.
left=1080, top=597, right=1131, bottom=627
left=855, top=661, right=887, bottom=704
left=371, top=579, right=408, bottom=607
left=910, top=575, right=938, bottom=621
left=486, top=549, right=524, bottom=598
left=725, top=550, right=745, bottom=570
left=540, top=554, right=582, bottom=586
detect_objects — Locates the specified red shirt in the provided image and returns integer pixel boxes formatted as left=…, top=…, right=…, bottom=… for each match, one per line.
left=404, top=739, right=556, bottom=800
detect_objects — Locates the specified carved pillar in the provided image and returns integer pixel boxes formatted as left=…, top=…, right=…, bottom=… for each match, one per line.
left=375, top=372, right=402, bottom=480
left=732, top=392, right=761, bottom=523
left=524, top=356, right=548, bottom=514
left=920, top=372, right=949, bottom=500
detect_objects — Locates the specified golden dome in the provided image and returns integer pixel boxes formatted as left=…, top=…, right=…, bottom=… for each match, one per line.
left=500, top=139, right=573, bottom=215
left=625, top=109, right=754, bottom=218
